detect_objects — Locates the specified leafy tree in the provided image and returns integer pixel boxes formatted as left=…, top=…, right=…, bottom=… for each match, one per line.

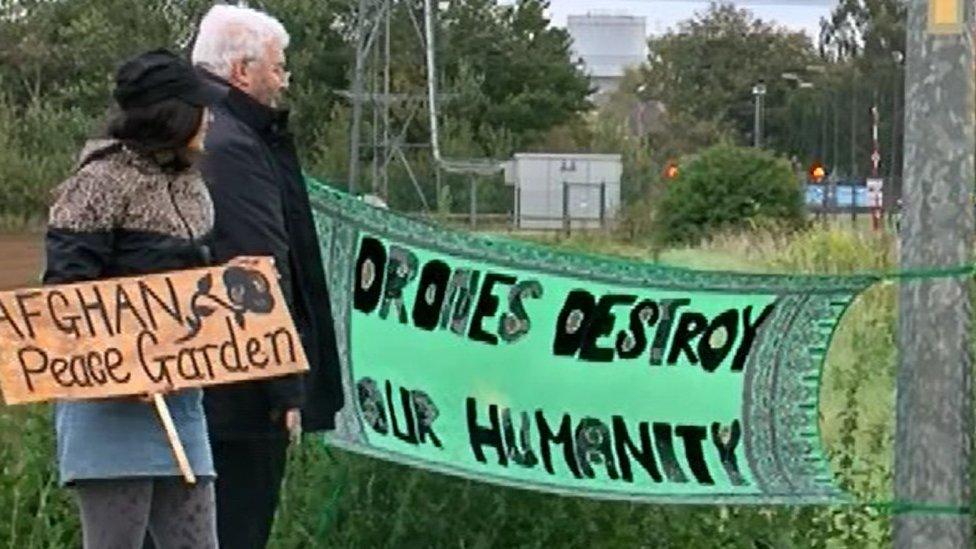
left=0, top=0, right=592, bottom=219
left=0, top=0, right=211, bottom=111
left=254, top=0, right=355, bottom=153
left=0, top=0, right=210, bottom=222
left=440, top=0, right=591, bottom=152
left=817, top=0, right=906, bottom=182
left=0, top=0, right=355, bottom=222
left=819, top=0, right=906, bottom=63
left=639, top=3, right=818, bottom=152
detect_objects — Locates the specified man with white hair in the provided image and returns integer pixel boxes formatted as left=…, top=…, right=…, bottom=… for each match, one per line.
left=190, top=5, right=344, bottom=547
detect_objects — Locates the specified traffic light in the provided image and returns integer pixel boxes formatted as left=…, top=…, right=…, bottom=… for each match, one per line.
left=663, top=161, right=679, bottom=180
left=809, top=162, right=826, bottom=183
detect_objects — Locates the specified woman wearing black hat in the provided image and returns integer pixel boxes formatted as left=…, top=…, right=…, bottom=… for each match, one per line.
left=43, top=49, right=224, bottom=548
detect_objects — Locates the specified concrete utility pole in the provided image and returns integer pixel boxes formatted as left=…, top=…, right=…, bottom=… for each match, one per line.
left=895, top=0, right=974, bottom=547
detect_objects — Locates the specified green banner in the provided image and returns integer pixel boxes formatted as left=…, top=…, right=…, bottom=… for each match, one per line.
left=308, top=179, right=875, bottom=504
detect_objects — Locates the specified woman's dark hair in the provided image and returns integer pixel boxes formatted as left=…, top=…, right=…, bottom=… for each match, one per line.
left=106, top=98, right=204, bottom=169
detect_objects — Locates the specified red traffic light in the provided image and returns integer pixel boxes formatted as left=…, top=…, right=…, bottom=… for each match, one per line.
left=663, top=162, right=679, bottom=180
left=809, top=162, right=826, bottom=183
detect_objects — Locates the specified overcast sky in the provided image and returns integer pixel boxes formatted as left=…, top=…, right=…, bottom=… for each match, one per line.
left=539, top=0, right=838, bottom=41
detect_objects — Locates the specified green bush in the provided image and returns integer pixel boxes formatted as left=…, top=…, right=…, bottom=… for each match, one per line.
left=654, top=144, right=805, bottom=246
left=0, top=405, right=79, bottom=547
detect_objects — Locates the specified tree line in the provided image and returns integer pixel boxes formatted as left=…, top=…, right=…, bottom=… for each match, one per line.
left=0, top=0, right=907, bottom=226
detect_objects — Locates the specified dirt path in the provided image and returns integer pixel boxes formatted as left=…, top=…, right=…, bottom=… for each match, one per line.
left=0, top=234, right=43, bottom=290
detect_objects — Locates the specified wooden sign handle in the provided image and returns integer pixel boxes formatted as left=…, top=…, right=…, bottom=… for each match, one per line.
left=152, top=394, right=196, bottom=484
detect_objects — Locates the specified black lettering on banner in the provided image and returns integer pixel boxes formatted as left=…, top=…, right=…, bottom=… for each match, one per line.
left=675, top=425, right=714, bottom=485
left=411, top=390, right=442, bottom=448
left=379, top=246, right=419, bottom=323
left=552, top=289, right=596, bottom=356
left=440, top=269, right=480, bottom=335
left=652, top=422, right=688, bottom=483
left=386, top=380, right=418, bottom=444
left=574, top=417, right=619, bottom=480
left=354, top=237, right=386, bottom=314
left=712, top=420, right=748, bottom=486
left=14, top=291, right=42, bottom=339
left=666, top=311, right=708, bottom=365
left=612, top=416, right=662, bottom=483
left=48, top=290, right=81, bottom=338
left=502, top=409, right=538, bottom=468
left=698, top=309, right=739, bottom=372
left=412, top=260, right=450, bottom=331
left=579, top=295, right=637, bottom=362
left=75, top=286, right=114, bottom=337
left=469, top=273, right=516, bottom=345
left=138, top=278, right=182, bottom=330
left=731, top=303, right=776, bottom=372
left=649, top=299, right=690, bottom=366
left=616, top=299, right=658, bottom=360
left=536, top=410, right=582, bottom=478
left=113, top=285, right=149, bottom=334
left=498, top=281, right=543, bottom=344
left=467, top=398, right=506, bottom=465
left=357, top=378, right=388, bottom=434
left=0, top=296, right=25, bottom=339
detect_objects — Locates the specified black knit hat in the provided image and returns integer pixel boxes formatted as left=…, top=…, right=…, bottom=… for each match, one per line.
left=113, top=49, right=224, bottom=109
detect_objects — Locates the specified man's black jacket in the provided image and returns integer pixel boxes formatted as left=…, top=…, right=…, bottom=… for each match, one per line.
left=200, top=79, right=343, bottom=437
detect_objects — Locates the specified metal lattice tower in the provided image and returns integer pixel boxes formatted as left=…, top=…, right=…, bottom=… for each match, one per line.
left=346, top=0, right=503, bottom=210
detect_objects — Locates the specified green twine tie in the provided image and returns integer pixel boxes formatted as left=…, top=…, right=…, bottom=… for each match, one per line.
left=863, top=500, right=972, bottom=516
left=877, top=264, right=976, bottom=282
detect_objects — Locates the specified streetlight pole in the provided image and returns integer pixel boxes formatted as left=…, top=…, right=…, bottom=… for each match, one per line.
left=890, top=51, right=904, bottom=222
left=802, top=64, right=830, bottom=169
left=782, top=72, right=817, bottom=166
left=753, top=81, right=767, bottom=148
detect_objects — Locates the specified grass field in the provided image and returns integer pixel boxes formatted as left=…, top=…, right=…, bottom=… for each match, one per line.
left=0, top=225, right=945, bottom=548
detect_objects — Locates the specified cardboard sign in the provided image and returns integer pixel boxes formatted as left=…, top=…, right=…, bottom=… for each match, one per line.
left=0, top=257, right=308, bottom=405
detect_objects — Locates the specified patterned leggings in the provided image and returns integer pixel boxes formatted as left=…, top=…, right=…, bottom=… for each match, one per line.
left=73, top=477, right=217, bottom=549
